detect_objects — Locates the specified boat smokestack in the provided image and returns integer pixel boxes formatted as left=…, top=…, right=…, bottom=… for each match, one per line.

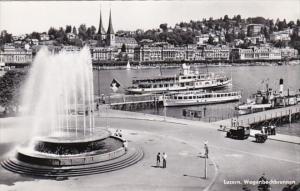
left=279, top=78, right=284, bottom=94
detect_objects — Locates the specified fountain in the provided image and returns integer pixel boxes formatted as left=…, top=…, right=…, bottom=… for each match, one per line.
left=1, top=47, right=143, bottom=177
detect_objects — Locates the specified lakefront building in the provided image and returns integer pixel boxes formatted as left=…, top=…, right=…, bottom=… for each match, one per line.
left=202, top=45, right=230, bottom=61
left=230, top=47, right=297, bottom=61
left=134, top=44, right=204, bottom=62
left=0, top=44, right=32, bottom=64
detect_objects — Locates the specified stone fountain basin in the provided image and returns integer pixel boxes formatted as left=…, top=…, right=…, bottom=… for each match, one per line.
left=15, top=129, right=126, bottom=166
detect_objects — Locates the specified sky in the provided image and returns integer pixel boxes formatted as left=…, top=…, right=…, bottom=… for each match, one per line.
left=0, top=0, right=299, bottom=35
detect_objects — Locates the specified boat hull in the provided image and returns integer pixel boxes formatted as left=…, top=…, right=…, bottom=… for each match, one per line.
left=126, top=80, right=231, bottom=94
left=164, top=95, right=241, bottom=107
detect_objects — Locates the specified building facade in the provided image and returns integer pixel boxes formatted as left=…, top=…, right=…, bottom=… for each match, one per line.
left=91, top=47, right=118, bottom=61
left=202, top=45, right=230, bottom=60
left=0, top=45, right=32, bottom=64
left=230, top=47, right=297, bottom=61
left=134, top=44, right=204, bottom=62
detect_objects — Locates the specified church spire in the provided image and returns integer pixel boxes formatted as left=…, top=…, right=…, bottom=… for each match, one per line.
left=107, top=9, right=114, bottom=34
left=97, top=9, right=106, bottom=35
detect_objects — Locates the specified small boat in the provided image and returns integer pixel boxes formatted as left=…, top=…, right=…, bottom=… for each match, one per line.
left=126, top=61, right=131, bottom=70
left=163, top=90, right=241, bottom=107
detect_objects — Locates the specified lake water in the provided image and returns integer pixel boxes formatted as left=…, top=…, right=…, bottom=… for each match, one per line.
left=93, top=64, right=300, bottom=136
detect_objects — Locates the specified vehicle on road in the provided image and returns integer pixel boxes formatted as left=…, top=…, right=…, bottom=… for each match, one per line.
left=226, top=126, right=250, bottom=140
left=255, top=133, right=268, bottom=143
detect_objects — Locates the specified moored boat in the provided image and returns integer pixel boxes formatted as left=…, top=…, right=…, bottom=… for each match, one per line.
left=126, top=64, right=231, bottom=94
left=163, top=90, right=241, bottom=107
left=237, top=78, right=299, bottom=115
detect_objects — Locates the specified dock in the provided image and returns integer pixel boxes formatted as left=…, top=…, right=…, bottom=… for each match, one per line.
left=213, top=105, right=300, bottom=144
left=214, top=105, right=300, bottom=128
left=103, top=94, right=163, bottom=110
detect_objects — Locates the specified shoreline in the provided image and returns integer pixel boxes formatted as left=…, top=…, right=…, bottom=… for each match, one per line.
left=4, top=59, right=300, bottom=70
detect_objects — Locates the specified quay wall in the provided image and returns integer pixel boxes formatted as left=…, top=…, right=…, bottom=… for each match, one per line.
left=5, top=58, right=300, bottom=68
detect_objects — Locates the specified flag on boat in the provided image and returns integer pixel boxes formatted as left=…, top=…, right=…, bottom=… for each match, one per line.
left=110, top=78, right=121, bottom=92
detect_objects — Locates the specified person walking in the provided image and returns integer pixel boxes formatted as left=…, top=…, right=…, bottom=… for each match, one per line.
left=162, top=152, right=167, bottom=168
left=204, top=141, right=209, bottom=158
left=123, top=140, right=128, bottom=151
left=156, top=152, right=161, bottom=167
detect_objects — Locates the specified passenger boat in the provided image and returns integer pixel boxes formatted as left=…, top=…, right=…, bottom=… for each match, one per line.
left=163, top=90, right=241, bottom=107
left=237, top=79, right=300, bottom=115
left=126, top=65, right=231, bottom=94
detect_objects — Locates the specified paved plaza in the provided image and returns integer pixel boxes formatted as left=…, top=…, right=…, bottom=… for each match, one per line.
left=0, top=109, right=299, bottom=191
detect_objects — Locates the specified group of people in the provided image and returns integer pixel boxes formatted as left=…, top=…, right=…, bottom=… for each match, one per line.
left=114, top=129, right=123, bottom=138
left=156, top=152, right=167, bottom=168
left=261, top=125, right=276, bottom=135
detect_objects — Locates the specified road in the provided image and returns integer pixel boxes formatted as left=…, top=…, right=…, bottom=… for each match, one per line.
left=0, top=110, right=299, bottom=191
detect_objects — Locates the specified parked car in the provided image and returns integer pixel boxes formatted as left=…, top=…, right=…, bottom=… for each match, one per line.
left=226, top=126, right=250, bottom=140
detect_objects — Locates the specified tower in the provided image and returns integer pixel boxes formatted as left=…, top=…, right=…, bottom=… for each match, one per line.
left=97, top=9, right=106, bottom=41
left=106, top=9, right=115, bottom=46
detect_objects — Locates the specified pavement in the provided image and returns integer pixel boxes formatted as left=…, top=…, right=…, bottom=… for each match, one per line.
left=0, top=108, right=299, bottom=191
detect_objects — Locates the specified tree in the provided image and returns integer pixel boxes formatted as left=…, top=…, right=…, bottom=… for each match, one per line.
left=238, top=30, right=246, bottom=40
left=225, top=32, right=235, bottom=43
left=48, top=27, right=58, bottom=40
left=263, top=27, right=270, bottom=40
left=207, top=35, right=215, bottom=45
left=0, top=30, right=12, bottom=45
left=223, top=15, right=229, bottom=22
left=30, top=32, right=41, bottom=40
left=236, top=15, right=241, bottom=23
left=72, top=26, right=77, bottom=35
left=0, top=70, right=27, bottom=114
left=65, top=25, right=72, bottom=33
left=121, top=43, right=126, bottom=52
left=159, top=23, right=168, bottom=32
left=78, top=24, right=87, bottom=40
left=252, top=17, right=266, bottom=25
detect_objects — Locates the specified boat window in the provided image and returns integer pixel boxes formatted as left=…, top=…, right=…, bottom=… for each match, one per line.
left=153, top=84, right=157, bottom=88
left=164, top=84, right=168, bottom=87
left=159, top=84, right=163, bottom=88
left=217, top=94, right=220, bottom=97
left=205, top=82, right=210, bottom=85
left=170, top=84, right=173, bottom=87
left=193, top=96, right=196, bottom=99
left=178, top=96, right=182, bottom=100
left=189, top=96, right=193, bottom=99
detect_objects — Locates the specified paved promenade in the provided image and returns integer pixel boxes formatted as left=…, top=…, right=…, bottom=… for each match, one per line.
left=0, top=108, right=299, bottom=191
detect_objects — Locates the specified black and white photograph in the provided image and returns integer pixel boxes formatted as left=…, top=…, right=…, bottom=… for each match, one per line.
left=0, top=0, right=299, bottom=190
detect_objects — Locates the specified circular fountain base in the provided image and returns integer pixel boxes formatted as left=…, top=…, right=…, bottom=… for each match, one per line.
left=1, top=129, right=143, bottom=177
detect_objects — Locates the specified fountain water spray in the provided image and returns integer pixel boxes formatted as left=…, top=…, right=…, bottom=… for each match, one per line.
left=21, top=46, right=95, bottom=138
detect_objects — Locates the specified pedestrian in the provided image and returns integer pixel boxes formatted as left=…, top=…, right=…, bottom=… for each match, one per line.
left=123, top=140, right=128, bottom=151
left=96, top=103, right=99, bottom=111
left=114, top=129, right=119, bottom=137
left=156, top=152, right=161, bottom=167
left=204, top=141, right=209, bottom=158
left=118, top=130, right=123, bottom=138
left=271, top=125, right=276, bottom=135
left=162, top=152, right=167, bottom=168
